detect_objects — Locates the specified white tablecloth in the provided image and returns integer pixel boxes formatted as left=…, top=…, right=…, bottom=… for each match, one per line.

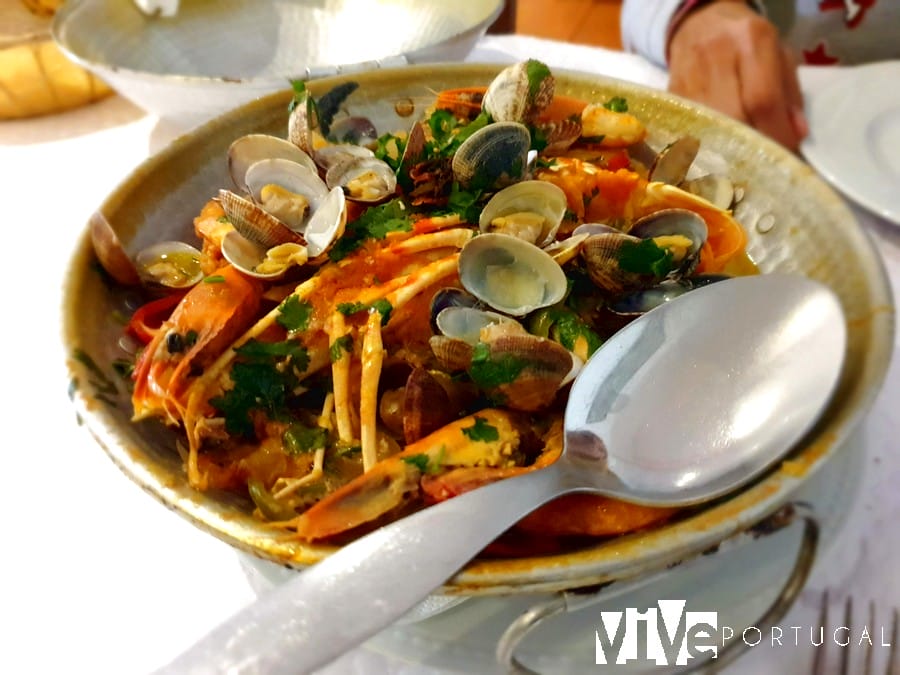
left=1, top=34, right=896, bottom=674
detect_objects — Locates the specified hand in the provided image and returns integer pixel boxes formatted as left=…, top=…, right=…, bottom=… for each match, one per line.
left=667, top=0, right=808, bottom=151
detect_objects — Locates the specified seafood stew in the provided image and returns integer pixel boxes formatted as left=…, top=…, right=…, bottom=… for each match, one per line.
left=66, top=62, right=891, bottom=585
left=96, top=60, right=751, bottom=549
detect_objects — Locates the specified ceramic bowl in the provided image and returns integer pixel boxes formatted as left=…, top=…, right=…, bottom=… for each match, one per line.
left=51, top=0, right=503, bottom=127
left=62, top=63, right=894, bottom=596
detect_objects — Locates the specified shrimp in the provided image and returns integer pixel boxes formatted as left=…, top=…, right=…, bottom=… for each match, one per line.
left=131, top=264, right=263, bottom=426
left=580, top=102, right=647, bottom=147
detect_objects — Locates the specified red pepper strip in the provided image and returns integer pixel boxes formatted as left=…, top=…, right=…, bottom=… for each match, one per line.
left=126, top=292, right=186, bottom=345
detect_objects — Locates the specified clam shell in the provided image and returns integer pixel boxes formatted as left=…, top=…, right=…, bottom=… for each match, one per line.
left=682, top=174, right=735, bottom=211
left=304, top=186, right=347, bottom=259
left=458, top=233, right=567, bottom=316
left=451, top=121, right=531, bottom=189
left=245, top=158, right=329, bottom=228
left=89, top=211, right=140, bottom=286
left=630, top=207, right=708, bottom=277
left=314, top=144, right=374, bottom=172
left=471, top=330, right=573, bottom=412
left=218, top=189, right=306, bottom=249
left=429, top=335, right=474, bottom=372
left=478, top=180, right=567, bottom=247
left=227, top=134, right=317, bottom=193
left=580, top=231, right=650, bottom=296
left=325, top=156, right=397, bottom=203
left=482, top=60, right=555, bottom=124
left=133, top=240, right=203, bottom=289
left=649, top=135, right=700, bottom=185
left=435, top=306, right=518, bottom=345
left=402, top=368, right=455, bottom=445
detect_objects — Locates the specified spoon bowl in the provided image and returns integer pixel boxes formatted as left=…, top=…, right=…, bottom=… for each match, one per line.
left=156, top=273, right=847, bottom=675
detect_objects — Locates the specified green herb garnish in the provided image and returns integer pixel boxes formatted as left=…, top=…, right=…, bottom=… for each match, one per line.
left=329, top=334, right=353, bottom=362
left=461, top=416, right=500, bottom=443
left=525, top=59, right=551, bottom=100
left=603, top=96, right=628, bottom=113
left=277, top=296, right=313, bottom=333
left=447, top=182, right=483, bottom=223
left=283, top=424, right=328, bottom=456
left=401, top=454, right=430, bottom=473
left=618, top=238, right=674, bottom=277
left=468, top=342, right=528, bottom=389
left=328, top=198, right=413, bottom=261
left=203, top=275, right=225, bottom=284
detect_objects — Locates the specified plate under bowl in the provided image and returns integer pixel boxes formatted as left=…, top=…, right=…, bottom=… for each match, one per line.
left=52, top=0, right=503, bottom=127
left=62, top=63, right=894, bottom=596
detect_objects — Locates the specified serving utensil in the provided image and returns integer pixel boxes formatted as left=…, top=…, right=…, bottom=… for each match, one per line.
left=156, top=273, right=847, bottom=675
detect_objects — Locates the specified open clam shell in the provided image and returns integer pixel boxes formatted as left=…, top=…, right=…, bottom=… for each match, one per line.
left=133, top=240, right=203, bottom=289
left=648, top=135, right=700, bottom=186
left=218, top=189, right=306, bottom=249
left=458, top=232, right=567, bottom=316
left=220, top=230, right=308, bottom=280
left=245, top=158, right=329, bottom=230
left=435, top=306, right=518, bottom=345
left=478, top=180, right=567, bottom=247
left=304, top=186, right=347, bottom=259
left=325, top=156, right=397, bottom=203
left=227, top=134, right=317, bottom=193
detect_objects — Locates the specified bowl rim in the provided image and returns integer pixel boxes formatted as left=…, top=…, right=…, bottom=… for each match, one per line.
left=62, top=62, right=896, bottom=595
left=51, top=0, right=505, bottom=86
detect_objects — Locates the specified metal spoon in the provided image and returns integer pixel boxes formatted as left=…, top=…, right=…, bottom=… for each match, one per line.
left=157, top=273, right=846, bottom=675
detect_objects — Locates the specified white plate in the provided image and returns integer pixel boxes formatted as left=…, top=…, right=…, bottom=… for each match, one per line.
left=801, top=61, right=900, bottom=225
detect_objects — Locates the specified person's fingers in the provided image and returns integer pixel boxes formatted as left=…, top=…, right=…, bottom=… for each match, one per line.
left=734, top=19, right=800, bottom=150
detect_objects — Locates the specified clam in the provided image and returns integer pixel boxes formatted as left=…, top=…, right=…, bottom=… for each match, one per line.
left=457, top=233, right=567, bottom=317
left=134, top=240, right=203, bottom=289
left=482, top=59, right=554, bottom=124
left=478, top=180, right=567, bottom=247
left=429, top=334, right=475, bottom=372
left=328, top=116, right=378, bottom=148
left=581, top=208, right=708, bottom=296
left=314, top=143, right=374, bottom=172
left=469, top=322, right=573, bottom=412
left=288, top=86, right=317, bottom=154
left=630, top=208, right=708, bottom=277
left=435, top=306, right=518, bottom=345
left=304, top=186, right=347, bottom=259
left=325, top=156, right=397, bottom=203
left=402, top=368, right=455, bottom=444
left=227, top=134, right=317, bottom=193
left=89, top=211, right=140, bottom=286
left=218, top=189, right=305, bottom=249
left=429, top=287, right=480, bottom=333
left=648, top=135, right=700, bottom=186
left=681, top=174, right=736, bottom=211
left=245, top=158, right=329, bottom=231
left=452, top=122, right=531, bottom=190
left=220, top=230, right=308, bottom=280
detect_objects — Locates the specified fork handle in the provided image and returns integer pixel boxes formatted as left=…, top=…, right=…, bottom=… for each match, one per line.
left=155, top=462, right=573, bottom=675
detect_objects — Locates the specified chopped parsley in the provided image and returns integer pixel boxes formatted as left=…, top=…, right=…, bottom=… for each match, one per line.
left=618, top=238, right=675, bottom=277
left=210, top=338, right=310, bottom=437
left=603, top=96, right=629, bottom=113
left=447, top=182, right=483, bottom=223
left=423, top=110, right=490, bottom=159
left=336, top=298, right=393, bottom=326
left=400, top=447, right=444, bottom=474
left=461, top=416, right=500, bottom=442
left=525, top=59, right=552, bottom=100
left=529, top=306, right=603, bottom=360
left=276, top=295, right=313, bottom=332
left=328, top=198, right=413, bottom=261
left=374, top=132, right=406, bottom=172
left=283, top=424, right=328, bottom=456
left=203, top=275, right=225, bottom=284
left=287, top=79, right=307, bottom=113
left=401, top=453, right=430, bottom=472
left=468, top=342, right=528, bottom=389
left=329, top=334, right=353, bottom=362
left=216, top=215, right=229, bottom=223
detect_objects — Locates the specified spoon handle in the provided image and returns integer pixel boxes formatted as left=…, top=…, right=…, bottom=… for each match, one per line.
left=157, top=462, right=571, bottom=675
